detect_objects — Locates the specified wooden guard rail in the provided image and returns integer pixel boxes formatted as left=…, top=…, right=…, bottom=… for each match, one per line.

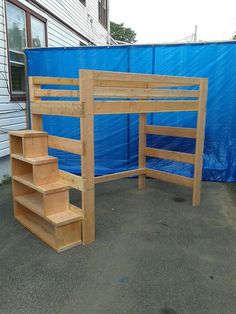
left=29, top=70, right=208, bottom=245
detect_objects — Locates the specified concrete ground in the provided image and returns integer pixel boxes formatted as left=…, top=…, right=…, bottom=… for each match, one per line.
left=0, top=179, right=236, bottom=314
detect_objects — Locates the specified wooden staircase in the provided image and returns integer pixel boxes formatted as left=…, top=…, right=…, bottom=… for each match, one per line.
left=9, top=130, right=84, bottom=252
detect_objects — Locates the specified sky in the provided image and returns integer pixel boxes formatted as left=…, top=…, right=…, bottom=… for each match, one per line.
left=110, top=0, right=236, bottom=43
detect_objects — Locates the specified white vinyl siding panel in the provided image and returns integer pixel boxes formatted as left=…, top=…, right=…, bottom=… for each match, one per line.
left=0, top=0, right=109, bottom=159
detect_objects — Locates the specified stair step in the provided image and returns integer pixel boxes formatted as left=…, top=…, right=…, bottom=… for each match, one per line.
left=15, top=192, right=43, bottom=216
left=9, top=130, right=47, bottom=138
left=11, top=153, right=57, bottom=165
left=15, top=194, right=83, bottom=226
left=15, top=202, right=82, bottom=252
left=47, top=205, right=84, bottom=226
left=13, top=174, right=67, bottom=194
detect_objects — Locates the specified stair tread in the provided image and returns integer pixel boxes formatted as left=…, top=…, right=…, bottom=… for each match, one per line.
left=15, top=192, right=43, bottom=216
left=9, top=130, right=47, bottom=138
left=47, top=206, right=84, bottom=226
left=13, top=173, right=67, bottom=194
left=12, top=153, right=57, bottom=165
left=15, top=193, right=82, bottom=226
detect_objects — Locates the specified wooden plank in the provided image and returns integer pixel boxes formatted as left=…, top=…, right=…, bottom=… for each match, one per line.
left=94, top=87, right=199, bottom=98
left=144, top=147, right=195, bottom=164
left=29, top=77, right=42, bottom=130
left=192, top=79, right=208, bottom=206
left=48, top=135, right=83, bottom=155
left=31, top=102, right=83, bottom=117
left=138, top=113, right=146, bottom=189
left=94, top=100, right=199, bottom=114
left=146, top=168, right=194, bottom=188
left=80, top=70, right=95, bottom=244
left=34, top=89, right=80, bottom=98
left=58, top=170, right=85, bottom=191
left=145, top=125, right=197, bottom=138
left=94, top=71, right=201, bottom=85
left=94, top=168, right=146, bottom=184
left=32, top=77, right=80, bottom=86
left=95, top=80, right=199, bottom=89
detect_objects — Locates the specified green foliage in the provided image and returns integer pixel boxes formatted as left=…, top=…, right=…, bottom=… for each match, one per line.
left=233, top=32, right=236, bottom=40
left=110, top=21, right=137, bottom=43
left=0, top=175, right=12, bottom=186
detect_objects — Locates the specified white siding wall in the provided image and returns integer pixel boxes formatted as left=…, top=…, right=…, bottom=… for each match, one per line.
left=0, top=0, right=109, bottom=179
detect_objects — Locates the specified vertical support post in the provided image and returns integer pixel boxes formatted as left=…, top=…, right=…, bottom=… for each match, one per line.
left=138, top=113, right=146, bottom=189
left=29, top=77, right=42, bottom=130
left=192, top=79, right=208, bottom=206
left=80, top=70, right=95, bottom=244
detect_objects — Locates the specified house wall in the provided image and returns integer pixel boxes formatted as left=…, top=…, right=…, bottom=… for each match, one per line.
left=0, top=0, right=109, bottom=181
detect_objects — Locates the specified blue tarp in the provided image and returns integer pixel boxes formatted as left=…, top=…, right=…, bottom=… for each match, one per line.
left=25, top=42, right=236, bottom=182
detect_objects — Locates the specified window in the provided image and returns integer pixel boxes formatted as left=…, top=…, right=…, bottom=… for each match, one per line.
left=79, top=0, right=86, bottom=6
left=6, top=1, right=47, bottom=100
left=98, top=0, right=107, bottom=29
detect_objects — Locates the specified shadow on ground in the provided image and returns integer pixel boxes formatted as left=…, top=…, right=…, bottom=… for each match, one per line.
left=0, top=179, right=236, bottom=314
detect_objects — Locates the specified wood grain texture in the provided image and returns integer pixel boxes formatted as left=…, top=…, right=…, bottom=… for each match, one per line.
left=146, top=168, right=194, bottom=188
left=144, top=147, right=195, bottom=164
left=94, top=100, right=199, bottom=114
left=80, top=70, right=95, bottom=244
left=48, top=135, right=84, bottom=155
left=31, top=101, right=83, bottom=117
left=138, top=113, right=146, bottom=189
left=192, top=79, right=208, bottom=206
left=94, top=169, right=145, bottom=184
left=145, top=125, right=197, bottom=138
left=33, top=77, right=80, bottom=86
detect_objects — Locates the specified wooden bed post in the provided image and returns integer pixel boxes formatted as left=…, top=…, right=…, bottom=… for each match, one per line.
left=138, top=113, right=146, bottom=189
left=29, top=77, right=42, bottom=130
left=80, top=70, right=95, bottom=244
left=192, top=78, right=208, bottom=206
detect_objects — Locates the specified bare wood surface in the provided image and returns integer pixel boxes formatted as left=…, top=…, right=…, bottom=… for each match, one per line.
left=146, top=168, right=194, bottom=188
left=94, top=87, right=199, bottom=98
left=94, top=71, right=201, bottom=85
left=29, top=77, right=42, bottom=130
left=144, top=147, right=195, bottom=164
left=80, top=70, right=95, bottom=244
left=59, top=170, right=85, bottom=191
left=34, top=89, right=80, bottom=98
left=192, top=79, right=208, bottom=206
left=31, top=102, right=82, bottom=117
left=48, top=135, right=84, bottom=155
left=94, top=100, right=199, bottom=114
left=33, top=77, right=80, bottom=86
left=138, top=113, right=146, bottom=189
left=94, top=168, right=145, bottom=184
left=145, top=125, right=197, bottom=138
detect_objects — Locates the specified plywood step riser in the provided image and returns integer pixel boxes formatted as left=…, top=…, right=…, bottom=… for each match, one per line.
left=10, top=134, right=48, bottom=158
left=12, top=158, right=59, bottom=186
left=15, top=202, right=82, bottom=252
left=33, top=162, right=59, bottom=185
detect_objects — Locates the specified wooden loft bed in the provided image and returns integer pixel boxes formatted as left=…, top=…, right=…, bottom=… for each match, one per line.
left=9, top=70, right=208, bottom=252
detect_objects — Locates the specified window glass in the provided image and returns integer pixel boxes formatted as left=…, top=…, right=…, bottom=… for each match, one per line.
left=6, top=2, right=26, bottom=93
left=11, top=65, right=25, bottom=93
left=31, top=16, right=46, bottom=48
left=6, top=2, right=26, bottom=52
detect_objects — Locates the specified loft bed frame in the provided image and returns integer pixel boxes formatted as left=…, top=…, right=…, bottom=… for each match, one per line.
left=10, top=70, right=208, bottom=250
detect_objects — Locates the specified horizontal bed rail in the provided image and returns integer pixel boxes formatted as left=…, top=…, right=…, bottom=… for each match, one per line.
left=145, top=125, right=197, bottom=138
left=146, top=168, right=194, bottom=188
left=144, top=147, right=195, bottom=164
left=94, top=100, right=199, bottom=114
left=94, top=168, right=146, bottom=184
left=33, top=77, right=80, bottom=86
left=31, top=101, right=83, bottom=117
left=48, top=135, right=84, bottom=155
